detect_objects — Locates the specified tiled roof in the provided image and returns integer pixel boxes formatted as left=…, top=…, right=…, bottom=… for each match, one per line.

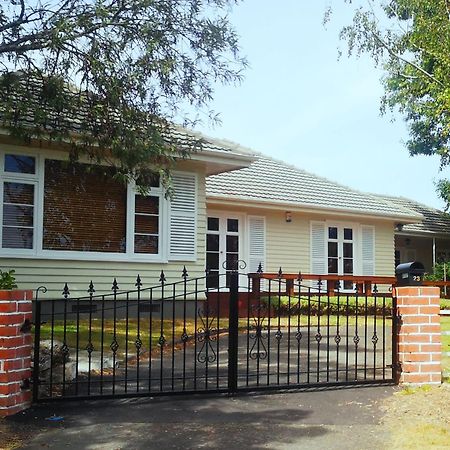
left=377, top=195, right=450, bottom=235
left=206, top=156, right=422, bottom=220
left=0, top=73, right=253, bottom=160
left=168, top=126, right=256, bottom=158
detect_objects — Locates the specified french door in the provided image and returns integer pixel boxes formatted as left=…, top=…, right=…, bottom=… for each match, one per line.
left=206, top=214, right=242, bottom=288
left=327, top=224, right=354, bottom=290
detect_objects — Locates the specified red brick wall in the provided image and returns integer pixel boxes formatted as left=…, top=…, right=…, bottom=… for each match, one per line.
left=394, top=286, right=442, bottom=385
left=0, top=290, right=33, bottom=417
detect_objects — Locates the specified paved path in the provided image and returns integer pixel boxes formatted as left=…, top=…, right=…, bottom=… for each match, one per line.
left=10, top=385, right=395, bottom=449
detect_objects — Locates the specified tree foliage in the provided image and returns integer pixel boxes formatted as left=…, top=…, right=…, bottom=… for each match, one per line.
left=0, top=0, right=246, bottom=188
left=330, top=0, right=450, bottom=207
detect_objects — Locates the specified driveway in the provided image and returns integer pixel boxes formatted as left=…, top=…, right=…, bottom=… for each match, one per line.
left=9, top=385, right=395, bottom=449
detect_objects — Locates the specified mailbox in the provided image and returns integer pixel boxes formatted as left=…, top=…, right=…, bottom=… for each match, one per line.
left=395, top=261, right=425, bottom=286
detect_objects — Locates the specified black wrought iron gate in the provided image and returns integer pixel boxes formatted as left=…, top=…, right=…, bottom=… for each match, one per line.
left=32, top=270, right=395, bottom=402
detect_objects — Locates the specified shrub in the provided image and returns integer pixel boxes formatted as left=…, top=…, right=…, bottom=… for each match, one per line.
left=0, top=269, right=18, bottom=290
left=425, top=261, right=450, bottom=281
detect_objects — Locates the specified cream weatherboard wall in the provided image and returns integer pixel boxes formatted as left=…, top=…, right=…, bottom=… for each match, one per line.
left=0, top=143, right=208, bottom=298
left=206, top=204, right=396, bottom=277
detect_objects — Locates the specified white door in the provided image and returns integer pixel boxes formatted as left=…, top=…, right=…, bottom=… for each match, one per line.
left=206, top=214, right=242, bottom=288
left=327, top=224, right=355, bottom=289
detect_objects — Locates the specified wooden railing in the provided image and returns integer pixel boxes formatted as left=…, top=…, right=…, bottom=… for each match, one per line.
left=247, top=272, right=450, bottom=298
left=247, top=272, right=396, bottom=296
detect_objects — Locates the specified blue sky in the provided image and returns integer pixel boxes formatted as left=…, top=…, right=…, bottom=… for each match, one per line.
left=194, top=0, right=448, bottom=209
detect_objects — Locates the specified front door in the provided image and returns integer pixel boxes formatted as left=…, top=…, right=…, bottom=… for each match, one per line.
left=327, top=224, right=354, bottom=289
left=206, top=214, right=241, bottom=288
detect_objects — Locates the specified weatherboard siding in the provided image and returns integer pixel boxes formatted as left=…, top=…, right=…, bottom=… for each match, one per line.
left=206, top=204, right=397, bottom=277
left=1, top=173, right=207, bottom=298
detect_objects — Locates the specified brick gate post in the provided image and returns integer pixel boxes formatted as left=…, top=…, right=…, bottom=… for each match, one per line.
left=394, top=286, right=441, bottom=385
left=0, top=290, right=34, bottom=417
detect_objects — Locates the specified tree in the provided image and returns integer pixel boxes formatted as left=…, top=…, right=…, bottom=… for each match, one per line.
left=329, top=1, right=450, bottom=208
left=0, top=0, right=246, bottom=188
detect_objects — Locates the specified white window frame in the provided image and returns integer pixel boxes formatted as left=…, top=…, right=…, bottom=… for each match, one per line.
left=0, top=149, right=40, bottom=255
left=0, top=148, right=177, bottom=262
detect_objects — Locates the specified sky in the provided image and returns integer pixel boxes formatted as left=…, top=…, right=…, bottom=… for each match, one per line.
left=194, top=0, right=449, bottom=209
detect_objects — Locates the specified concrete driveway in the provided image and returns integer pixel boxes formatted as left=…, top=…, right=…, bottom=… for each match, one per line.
left=10, top=385, right=395, bottom=449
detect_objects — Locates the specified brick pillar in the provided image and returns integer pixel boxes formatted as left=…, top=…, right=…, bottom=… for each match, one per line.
left=0, top=290, right=33, bottom=417
left=394, top=286, right=441, bottom=385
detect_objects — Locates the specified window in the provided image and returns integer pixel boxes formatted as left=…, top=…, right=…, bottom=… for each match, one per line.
left=1, top=153, right=37, bottom=250
left=43, top=160, right=127, bottom=252
left=0, top=151, right=195, bottom=261
left=134, top=194, right=159, bottom=254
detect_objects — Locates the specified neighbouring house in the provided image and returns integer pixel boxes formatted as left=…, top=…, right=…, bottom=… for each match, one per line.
left=2, top=128, right=447, bottom=298
left=376, top=195, right=450, bottom=272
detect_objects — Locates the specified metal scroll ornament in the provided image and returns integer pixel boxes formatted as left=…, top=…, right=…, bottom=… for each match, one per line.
left=249, top=304, right=268, bottom=360
left=196, top=305, right=218, bottom=364
left=221, top=259, right=247, bottom=271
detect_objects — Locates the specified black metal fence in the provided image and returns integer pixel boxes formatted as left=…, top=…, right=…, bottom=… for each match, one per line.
left=32, top=270, right=395, bottom=401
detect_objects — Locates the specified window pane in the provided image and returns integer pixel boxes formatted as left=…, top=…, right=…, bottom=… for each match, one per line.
left=2, top=227, right=33, bottom=249
left=4, top=154, right=35, bottom=174
left=328, top=242, right=338, bottom=258
left=206, top=270, right=219, bottom=289
left=135, top=195, right=159, bottom=214
left=328, top=258, right=338, bottom=274
left=328, top=227, right=337, bottom=240
left=226, top=235, right=239, bottom=253
left=43, top=160, right=127, bottom=252
left=207, top=217, right=219, bottom=231
left=343, top=242, right=353, bottom=258
left=206, top=234, right=219, bottom=252
left=134, top=235, right=158, bottom=254
left=227, top=219, right=239, bottom=232
left=3, top=204, right=33, bottom=227
left=344, top=259, right=353, bottom=274
left=206, top=252, right=219, bottom=271
left=135, top=215, right=158, bottom=234
left=344, top=228, right=353, bottom=240
left=3, top=182, right=34, bottom=205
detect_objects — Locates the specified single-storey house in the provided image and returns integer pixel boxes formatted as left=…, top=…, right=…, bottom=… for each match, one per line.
left=4, top=126, right=445, bottom=298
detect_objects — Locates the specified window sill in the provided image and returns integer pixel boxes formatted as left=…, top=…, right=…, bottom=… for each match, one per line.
left=0, top=249, right=170, bottom=264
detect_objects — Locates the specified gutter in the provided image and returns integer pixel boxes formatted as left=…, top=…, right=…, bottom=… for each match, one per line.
left=206, top=194, right=424, bottom=223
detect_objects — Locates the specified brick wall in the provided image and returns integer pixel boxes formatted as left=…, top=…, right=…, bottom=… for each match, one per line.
left=395, top=286, right=442, bottom=385
left=0, top=290, right=33, bottom=417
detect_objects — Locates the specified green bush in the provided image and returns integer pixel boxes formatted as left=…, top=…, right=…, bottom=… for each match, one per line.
left=425, top=261, right=450, bottom=281
left=261, top=295, right=393, bottom=316
left=0, top=269, right=17, bottom=290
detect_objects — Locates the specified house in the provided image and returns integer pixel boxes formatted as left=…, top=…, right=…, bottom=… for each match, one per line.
left=0, top=131, right=254, bottom=297
left=377, top=195, right=450, bottom=271
left=1, top=128, right=442, bottom=298
left=205, top=153, right=422, bottom=290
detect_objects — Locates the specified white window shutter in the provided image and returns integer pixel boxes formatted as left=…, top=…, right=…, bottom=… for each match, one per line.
left=310, top=221, right=326, bottom=274
left=248, top=216, right=265, bottom=272
left=169, top=172, right=197, bottom=260
left=361, top=225, right=375, bottom=276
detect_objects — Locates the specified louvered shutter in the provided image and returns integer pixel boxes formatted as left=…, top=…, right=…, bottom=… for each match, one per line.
left=248, top=216, right=266, bottom=272
left=361, top=225, right=375, bottom=276
left=310, top=221, right=326, bottom=274
left=169, top=172, right=197, bottom=260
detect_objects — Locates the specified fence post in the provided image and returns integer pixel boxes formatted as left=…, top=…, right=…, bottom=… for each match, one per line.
left=228, top=271, right=239, bottom=393
left=0, top=290, right=34, bottom=417
left=394, top=286, right=441, bottom=385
